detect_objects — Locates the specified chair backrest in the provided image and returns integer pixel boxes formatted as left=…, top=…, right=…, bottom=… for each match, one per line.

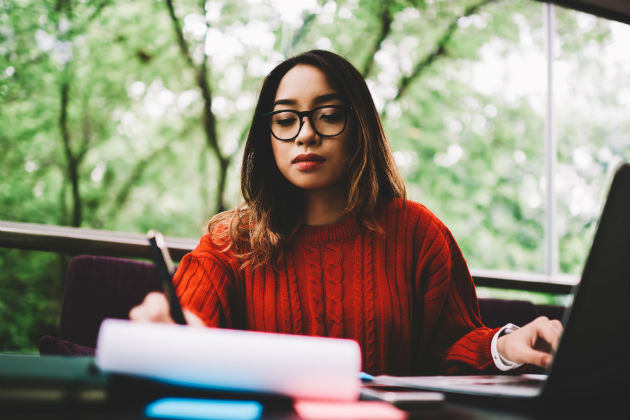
left=42, top=254, right=565, bottom=355
left=477, top=297, right=565, bottom=328
left=58, top=255, right=162, bottom=348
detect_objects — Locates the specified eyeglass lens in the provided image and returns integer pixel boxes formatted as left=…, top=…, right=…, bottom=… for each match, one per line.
left=270, top=107, right=348, bottom=140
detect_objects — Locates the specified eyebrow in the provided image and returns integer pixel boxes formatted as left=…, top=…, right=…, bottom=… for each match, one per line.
left=273, top=93, right=343, bottom=108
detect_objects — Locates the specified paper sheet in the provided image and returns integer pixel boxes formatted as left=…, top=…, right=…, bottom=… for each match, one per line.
left=294, top=400, right=408, bottom=420
left=95, top=319, right=361, bottom=401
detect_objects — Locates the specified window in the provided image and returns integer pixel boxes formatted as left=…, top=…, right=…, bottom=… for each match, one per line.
left=1, top=1, right=628, bottom=277
left=372, top=2, right=629, bottom=278
left=1, top=0, right=628, bottom=353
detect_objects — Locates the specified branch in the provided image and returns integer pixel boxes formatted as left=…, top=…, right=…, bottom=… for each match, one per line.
left=164, top=0, right=196, bottom=68
left=95, top=117, right=200, bottom=223
left=235, top=121, right=251, bottom=154
left=86, top=0, right=111, bottom=23
left=69, top=0, right=111, bottom=36
left=392, top=0, right=496, bottom=103
left=55, top=0, right=71, bottom=14
left=59, top=79, right=82, bottom=227
left=52, top=0, right=110, bottom=40
left=199, top=58, right=230, bottom=213
left=198, top=58, right=222, bottom=159
left=50, top=0, right=110, bottom=228
left=76, top=92, right=93, bottom=163
left=102, top=144, right=171, bottom=222
left=59, top=79, right=72, bottom=177
left=361, top=2, right=393, bottom=78
left=286, top=12, right=317, bottom=55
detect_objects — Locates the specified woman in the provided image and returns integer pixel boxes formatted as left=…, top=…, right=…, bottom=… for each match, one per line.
left=131, top=50, right=562, bottom=375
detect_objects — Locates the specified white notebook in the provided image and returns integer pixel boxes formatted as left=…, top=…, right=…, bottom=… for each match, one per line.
left=95, top=319, right=361, bottom=401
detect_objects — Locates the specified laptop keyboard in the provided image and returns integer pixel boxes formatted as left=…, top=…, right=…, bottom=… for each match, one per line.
left=470, top=378, right=544, bottom=389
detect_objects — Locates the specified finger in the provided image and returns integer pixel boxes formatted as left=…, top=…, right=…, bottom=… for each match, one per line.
left=129, top=292, right=154, bottom=320
left=549, top=319, right=564, bottom=346
left=128, top=304, right=143, bottom=321
left=550, top=319, right=563, bottom=333
left=517, top=345, right=553, bottom=368
left=143, top=291, right=167, bottom=304
left=526, top=317, right=560, bottom=352
left=129, top=292, right=173, bottom=323
left=183, top=309, right=207, bottom=327
left=534, top=336, right=552, bottom=354
left=535, top=320, right=563, bottom=352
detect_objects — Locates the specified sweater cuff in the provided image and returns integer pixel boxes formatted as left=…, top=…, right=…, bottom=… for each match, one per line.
left=491, top=324, right=524, bottom=371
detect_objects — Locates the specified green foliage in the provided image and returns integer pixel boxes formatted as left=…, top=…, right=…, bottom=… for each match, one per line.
left=475, top=286, right=570, bottom=306
left=0, top=250, right=65, bottom=353
left=0, top=0, right=627, bottom=351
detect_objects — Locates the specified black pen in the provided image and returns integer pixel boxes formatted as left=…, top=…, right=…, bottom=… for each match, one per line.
left=147, top=229, right=188, bottom=325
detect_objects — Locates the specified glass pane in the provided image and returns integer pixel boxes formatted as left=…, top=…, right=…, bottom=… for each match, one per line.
left=379, top=0, right=547, bottom=272
left=553, top=8, right=630, bottom=275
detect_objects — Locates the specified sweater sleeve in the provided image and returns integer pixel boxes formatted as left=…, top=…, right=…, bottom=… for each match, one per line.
left=172, top=234, right=242, bottom=329
left=416, top=217, right=502, bottom=374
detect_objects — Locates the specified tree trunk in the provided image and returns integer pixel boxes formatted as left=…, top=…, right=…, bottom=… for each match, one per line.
left=59, top=80, right=82, bottom=227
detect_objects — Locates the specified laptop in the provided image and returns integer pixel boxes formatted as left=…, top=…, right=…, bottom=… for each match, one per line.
left=0, top=354, right=106, bottom=404
left=373, top=163, right=629, bottom=412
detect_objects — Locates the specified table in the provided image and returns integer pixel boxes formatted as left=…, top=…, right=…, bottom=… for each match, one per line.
left=0, top=354, right=626, bottom=420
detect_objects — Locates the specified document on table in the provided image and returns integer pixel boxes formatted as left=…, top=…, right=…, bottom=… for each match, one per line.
left=95, top=319, right=362, bottom=401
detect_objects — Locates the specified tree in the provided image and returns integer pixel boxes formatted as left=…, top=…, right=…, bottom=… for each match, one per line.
left=1, top=0, right=626, bottom=352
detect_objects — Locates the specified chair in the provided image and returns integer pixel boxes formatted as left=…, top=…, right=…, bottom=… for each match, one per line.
left=477, top=298, right=566, bottom=328
left=40, top=255, right=565, bottom=356
left=39, top=255, right=161, bottom=355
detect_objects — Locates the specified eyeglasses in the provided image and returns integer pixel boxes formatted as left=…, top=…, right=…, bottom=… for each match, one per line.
left=263, top=105, right=352, bottom=142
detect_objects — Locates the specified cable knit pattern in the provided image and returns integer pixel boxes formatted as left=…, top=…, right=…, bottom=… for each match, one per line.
left=363, top=231, right=377, bottom=374
left=304, top=245, right=325, bottom=336
left=286, top=252, right=303, bottom=333
left=351, top=234, right=364, bottom=352
left=173, top=199, right=502, bottom=375
left=323, top=243, right=343, bottom=338
left=277, top=262, right=291, bottom=333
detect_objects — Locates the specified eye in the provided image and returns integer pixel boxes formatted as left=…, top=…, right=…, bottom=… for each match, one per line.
left=273, top=113, right=297, bottom=126
left=318, top=110, right=344, bottom=123
left=322, top=112, right=343, bottom=121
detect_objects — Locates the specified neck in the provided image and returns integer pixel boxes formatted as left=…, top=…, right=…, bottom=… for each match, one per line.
left=303, top=187, right=348, bottom=226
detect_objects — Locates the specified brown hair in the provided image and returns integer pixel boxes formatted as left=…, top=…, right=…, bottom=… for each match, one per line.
left=208, top=50, right=406, bottom=267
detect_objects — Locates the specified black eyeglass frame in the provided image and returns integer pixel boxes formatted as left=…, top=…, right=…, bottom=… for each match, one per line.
left=262, top=104, right=353, bottom=142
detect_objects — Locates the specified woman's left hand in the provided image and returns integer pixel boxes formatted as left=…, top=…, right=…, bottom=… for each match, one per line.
left=496, top=316, right=564, bottom=368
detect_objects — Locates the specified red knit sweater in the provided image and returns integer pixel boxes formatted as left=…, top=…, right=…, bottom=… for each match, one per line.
left=173, top=199, right=501, bottom=375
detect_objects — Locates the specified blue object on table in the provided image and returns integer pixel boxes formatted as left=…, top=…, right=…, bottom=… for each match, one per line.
left=145, top=398, right=263, bottom=420
left=359, top=372, right=374, bottom=382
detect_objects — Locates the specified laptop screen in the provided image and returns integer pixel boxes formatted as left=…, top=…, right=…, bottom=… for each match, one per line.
left=542, top=163, right=629, bottom=404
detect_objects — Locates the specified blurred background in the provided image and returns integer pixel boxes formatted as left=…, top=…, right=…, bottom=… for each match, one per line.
left=1, top=0, right=628, bottom=352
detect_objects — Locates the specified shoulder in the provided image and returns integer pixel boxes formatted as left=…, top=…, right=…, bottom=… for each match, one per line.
left=174, top=233, right=241, bottom=281
left=188, top=210, right=244, bottom=264
left=381, top=198, right=459, bottom=252
left=205, top=209, right=252, bottom=249
left=381, top=198, right=449, bottom=231
left=183, top=234, right=234, bottom=263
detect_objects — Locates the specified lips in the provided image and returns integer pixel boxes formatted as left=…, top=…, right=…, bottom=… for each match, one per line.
left=292, top=153, right=325, bottom=170
left=292, top=153, right=325, bottom=163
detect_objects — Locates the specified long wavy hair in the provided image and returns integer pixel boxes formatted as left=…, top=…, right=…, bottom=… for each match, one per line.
left=207, top=50, right=406, bottom=267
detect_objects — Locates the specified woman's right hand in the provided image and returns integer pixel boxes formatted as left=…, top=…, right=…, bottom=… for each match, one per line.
left=129, top=291, right=205, bottom=326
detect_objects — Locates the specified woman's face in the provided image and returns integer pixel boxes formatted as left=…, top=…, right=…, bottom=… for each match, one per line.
left=270, top=64, right=353, bottom=195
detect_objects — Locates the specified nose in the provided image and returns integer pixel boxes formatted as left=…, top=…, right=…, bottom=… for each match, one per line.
left=295, top=116, right=321, bottom=147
